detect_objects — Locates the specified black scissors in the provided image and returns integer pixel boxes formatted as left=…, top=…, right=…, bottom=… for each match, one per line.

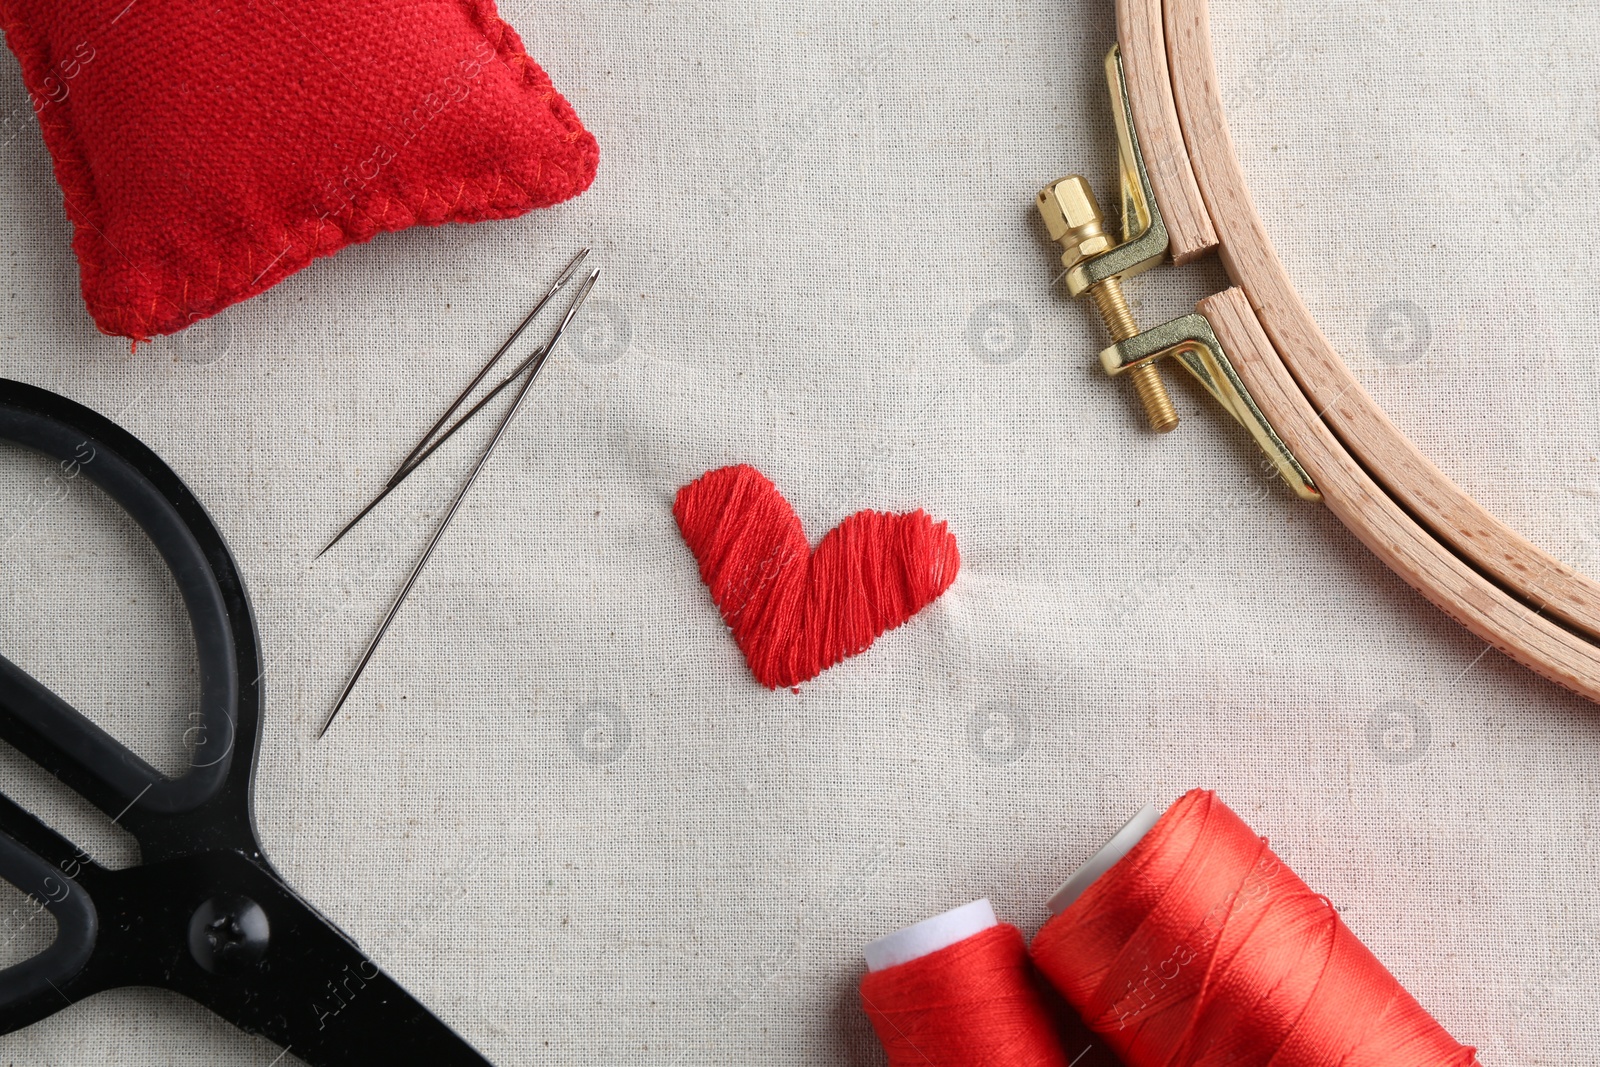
left=0, top=379, right=494, bottom=1065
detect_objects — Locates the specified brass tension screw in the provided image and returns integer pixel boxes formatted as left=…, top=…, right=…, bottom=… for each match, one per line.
left=1038, top=176, right=1179, bottom=434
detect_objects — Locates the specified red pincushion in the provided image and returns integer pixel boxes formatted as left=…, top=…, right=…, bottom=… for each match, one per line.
left=0, top=0, right=598, bottom=340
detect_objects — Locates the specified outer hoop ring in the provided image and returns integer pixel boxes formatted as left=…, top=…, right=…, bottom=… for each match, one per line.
left=1117, top=0, right=1600, bottom=702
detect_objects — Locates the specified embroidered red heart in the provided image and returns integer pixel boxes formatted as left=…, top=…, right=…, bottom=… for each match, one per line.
left=672, top=465, right=960, bottom=689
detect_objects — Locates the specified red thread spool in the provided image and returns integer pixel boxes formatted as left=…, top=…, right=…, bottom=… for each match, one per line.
left=860, top=899, right=1072, bottom=1067
left=1031, top=790, right=1480, bottom=1066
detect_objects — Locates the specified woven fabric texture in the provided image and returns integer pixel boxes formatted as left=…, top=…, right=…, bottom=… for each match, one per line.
left=0, top=1, right=1596, bottom=1063
left=0, top=0, right=597, bottom=339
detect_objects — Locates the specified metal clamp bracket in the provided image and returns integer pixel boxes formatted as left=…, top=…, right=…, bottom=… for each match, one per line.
left=1037, top=45, right=1319, bottom=501
left=1065, top=47, right=1167, bottom=296
left=1101, top=314, right=1320, bottom=500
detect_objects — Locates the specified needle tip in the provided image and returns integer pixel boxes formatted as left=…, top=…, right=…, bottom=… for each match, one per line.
left=319, top=680, right=359, bottom=739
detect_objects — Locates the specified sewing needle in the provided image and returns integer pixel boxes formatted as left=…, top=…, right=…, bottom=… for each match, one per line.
left=317, top=329, right=564, bottom=557
left=317, top=248, right=589, bottom=559
left=319, top=268, right=601, bottom=739
left=393, top=247, right=588, bottom=483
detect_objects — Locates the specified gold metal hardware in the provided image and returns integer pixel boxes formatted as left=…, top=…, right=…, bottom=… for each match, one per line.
left=1040, top=175, right=1178, bottom=433
left=1100, top=314, right=1321, bottom=500
left=1036, top=45, right=1320, bottom=500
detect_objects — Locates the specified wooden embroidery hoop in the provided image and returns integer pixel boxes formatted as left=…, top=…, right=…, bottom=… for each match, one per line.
left=1055, top=0, right=1600, bottom=703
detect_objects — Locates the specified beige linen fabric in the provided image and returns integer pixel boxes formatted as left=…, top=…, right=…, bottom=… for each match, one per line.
left=0, top=1, right=1596, bottom=1062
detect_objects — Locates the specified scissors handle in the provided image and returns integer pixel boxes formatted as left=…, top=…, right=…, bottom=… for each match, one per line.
left=0, top=388, right=246, bottom=838
left=0, top=380, right=493, bottom=1063
left=0, top=848, right=492, bottom=1066
left=0, top=803, right=97, bottom=1029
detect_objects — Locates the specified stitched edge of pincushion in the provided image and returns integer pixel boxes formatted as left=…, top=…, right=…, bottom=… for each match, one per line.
left=0, top=1, right=600, bottom=341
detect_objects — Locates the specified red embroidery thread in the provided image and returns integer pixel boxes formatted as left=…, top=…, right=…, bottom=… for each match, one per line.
left=672, top=465, right=960, bottom=689
left=860, top=924, right=1071, bottom=1067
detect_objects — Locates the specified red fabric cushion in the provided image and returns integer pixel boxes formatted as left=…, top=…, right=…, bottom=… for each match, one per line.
left=0, top=0, right=598, bottom=339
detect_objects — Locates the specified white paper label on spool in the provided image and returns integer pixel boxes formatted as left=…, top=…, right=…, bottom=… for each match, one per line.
left=863, top=898, right=998, bottom=972
left=1048, top=804, right=1160, bottom=915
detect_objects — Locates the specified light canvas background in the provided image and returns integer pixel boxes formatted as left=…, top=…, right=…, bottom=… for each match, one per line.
left=0, top=0, right=1595, bottom=1062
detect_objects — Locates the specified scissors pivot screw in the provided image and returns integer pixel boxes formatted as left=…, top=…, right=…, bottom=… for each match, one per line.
left=0, top=379, right=496, bottom=1064
left=188, top=895, right=271, bottom=976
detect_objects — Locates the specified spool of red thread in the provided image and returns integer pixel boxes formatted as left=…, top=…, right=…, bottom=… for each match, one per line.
left=860, top=899, right=1072, bottom=1066
left=1030, top=790, right=1480, bottom=1066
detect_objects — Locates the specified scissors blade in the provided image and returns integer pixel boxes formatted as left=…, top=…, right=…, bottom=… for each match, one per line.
left=73, top=849, right=494, bottom=1066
